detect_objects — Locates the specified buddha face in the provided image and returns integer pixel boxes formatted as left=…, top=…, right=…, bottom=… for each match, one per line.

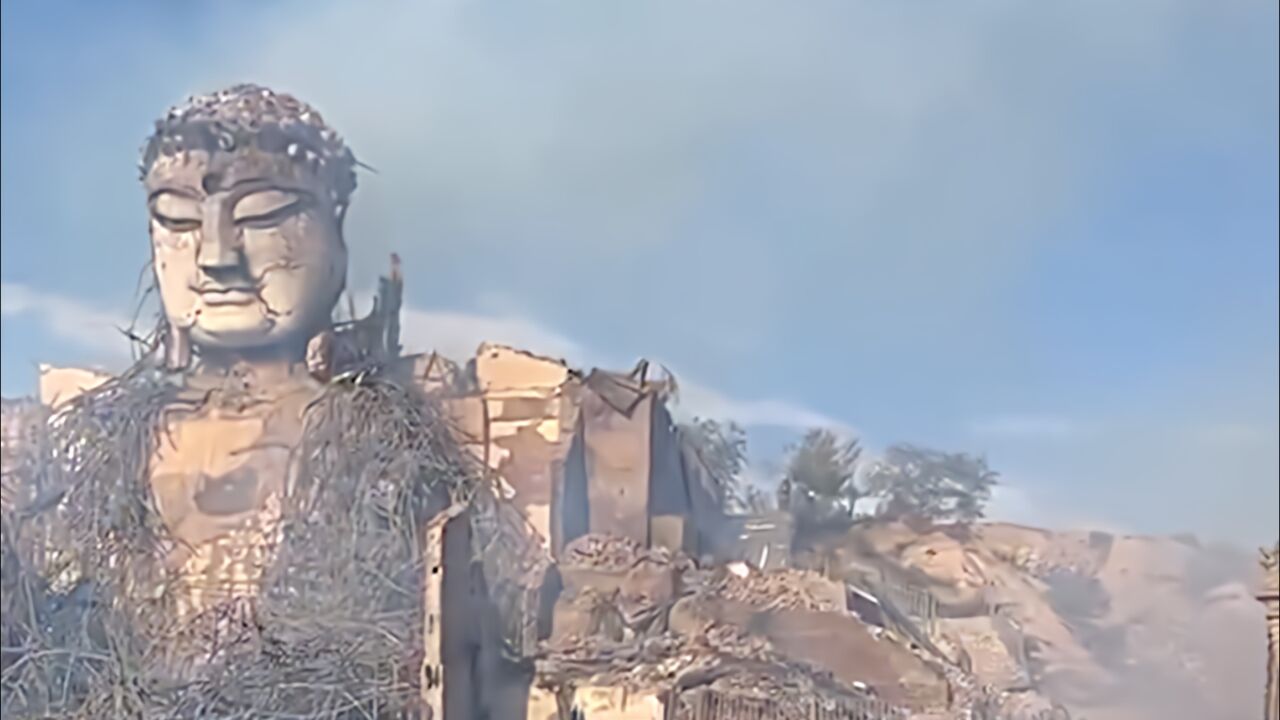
left=145, top=148, right=347, bottom=357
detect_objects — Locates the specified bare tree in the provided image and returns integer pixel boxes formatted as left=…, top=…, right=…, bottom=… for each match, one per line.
left=679, top=417, right=749, bottom=511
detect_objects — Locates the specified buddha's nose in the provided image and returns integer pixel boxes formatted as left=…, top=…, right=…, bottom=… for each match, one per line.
left=197, top=203, right=242, bottom=273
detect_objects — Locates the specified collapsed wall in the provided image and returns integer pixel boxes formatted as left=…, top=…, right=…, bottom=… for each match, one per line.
left=443, top=344, right=724, bottom=560
left=531, top=533, right=915, bottom=720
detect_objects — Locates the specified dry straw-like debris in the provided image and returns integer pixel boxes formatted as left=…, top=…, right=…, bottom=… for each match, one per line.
left=1, top=361, right=489, bottom=719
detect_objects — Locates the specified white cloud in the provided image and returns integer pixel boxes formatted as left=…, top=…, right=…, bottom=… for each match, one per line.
left=5, top=281, right=846, bottom=435
left=0, top=282, right=133, bottom=365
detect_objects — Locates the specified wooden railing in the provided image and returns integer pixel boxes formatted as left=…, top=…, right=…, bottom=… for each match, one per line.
left=874, top=571, right=939, bottom=637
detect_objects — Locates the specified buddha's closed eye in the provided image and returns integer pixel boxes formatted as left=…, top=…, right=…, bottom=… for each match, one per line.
left=151, top=191, right=202, bottom=232
left=233, top=189, right=310, bottom=229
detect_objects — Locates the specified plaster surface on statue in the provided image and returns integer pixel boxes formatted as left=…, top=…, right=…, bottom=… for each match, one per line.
left=149, top=362, right=318, bottom=617
left=139, top=86, right=356, bottom=618
left=146, top=149, right=347, bottom=356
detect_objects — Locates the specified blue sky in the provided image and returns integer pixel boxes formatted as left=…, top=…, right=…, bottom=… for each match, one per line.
left=2, top=0, right=1277, bottom=545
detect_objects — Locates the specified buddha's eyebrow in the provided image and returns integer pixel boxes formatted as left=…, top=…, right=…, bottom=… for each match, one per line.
left=228, top=176, right=268, bottom=189
left=217, top=177, right=306, bottom=195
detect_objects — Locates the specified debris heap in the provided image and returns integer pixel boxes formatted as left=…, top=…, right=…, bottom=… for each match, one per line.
left=708, top=566, right=847, bottom=614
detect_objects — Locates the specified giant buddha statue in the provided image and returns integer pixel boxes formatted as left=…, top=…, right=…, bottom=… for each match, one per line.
left=0, top=85, right=535, bottom=719
left=141, top=83, right=357, bottom=619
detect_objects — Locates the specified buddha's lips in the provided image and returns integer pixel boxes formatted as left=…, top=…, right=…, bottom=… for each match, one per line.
left=199, top=288, right=257, bottom=306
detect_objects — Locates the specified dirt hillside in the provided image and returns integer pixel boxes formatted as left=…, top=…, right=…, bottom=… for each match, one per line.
left=812, top=520, right=1264, bottom=720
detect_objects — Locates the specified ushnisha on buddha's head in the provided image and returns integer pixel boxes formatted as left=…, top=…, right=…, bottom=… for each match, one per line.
left=141, top=84, right=357, bottom=366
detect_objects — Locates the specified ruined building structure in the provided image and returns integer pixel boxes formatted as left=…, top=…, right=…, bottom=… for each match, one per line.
left=1263, top=543, right=1280, bottom=720
left=444, top=344, right=726, bottom=560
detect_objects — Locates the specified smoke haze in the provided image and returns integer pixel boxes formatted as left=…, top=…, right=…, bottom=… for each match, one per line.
left=2, top=0, right=1276, bottom=546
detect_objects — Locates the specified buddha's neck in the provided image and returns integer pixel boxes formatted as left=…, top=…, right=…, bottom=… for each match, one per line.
left=197, top=342, right=303, bottom=367
left=193, top=345, right=309, bottom=384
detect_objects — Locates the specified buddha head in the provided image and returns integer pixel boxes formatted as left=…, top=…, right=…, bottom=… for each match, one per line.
left=141, top=84, right=357, bottom=365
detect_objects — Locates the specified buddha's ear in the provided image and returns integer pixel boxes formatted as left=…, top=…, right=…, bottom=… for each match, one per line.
left=306, top=329, right=335, bottom=383
left=334, top=201, right=349, bottom=235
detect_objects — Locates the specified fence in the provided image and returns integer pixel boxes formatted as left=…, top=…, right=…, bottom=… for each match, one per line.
left=675, top=689, right=904, bottom=720
left=675, top=687, right=1066, bottom=720
left=874, top=570, right=939, bottom=638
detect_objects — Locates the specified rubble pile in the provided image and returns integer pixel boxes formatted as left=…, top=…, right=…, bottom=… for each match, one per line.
left=538, top=625, right=772, bottom=692
left=538, top=631, right=692, bottom=689
left=550, top=533, right=692, bottom=646
left=707, top=566, right=846, bottom=613
left=534, top=546, right=948, bottom=719
left=562, top=532, right=679, bottom=571
left=537, top=619, right=890, bottom=715
left=537, top=537, right=917, bottom=716
left=675, top=662, right=903, bottom=720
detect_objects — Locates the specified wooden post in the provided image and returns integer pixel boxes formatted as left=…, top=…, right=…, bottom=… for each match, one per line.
left=422, top=503, right=468, bottom=719
left=1260, top=544, right=1279, bottom=720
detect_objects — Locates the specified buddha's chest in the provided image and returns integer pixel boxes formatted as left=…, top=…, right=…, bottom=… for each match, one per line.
left=148, top=379, right=315, bottom=617
left=146, top=374, right=316, bottom=591
left=149, top=409, right=300, bottom=551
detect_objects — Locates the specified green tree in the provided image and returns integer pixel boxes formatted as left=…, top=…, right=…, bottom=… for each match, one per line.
left=864, top=444, right=998, bottom=523
left=679, top=417, right=748, bottom=510
left=783, top=429, right=862, bottom=518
